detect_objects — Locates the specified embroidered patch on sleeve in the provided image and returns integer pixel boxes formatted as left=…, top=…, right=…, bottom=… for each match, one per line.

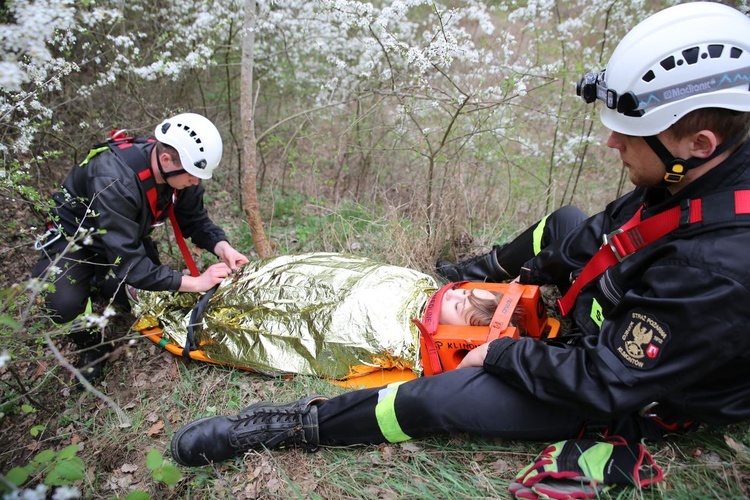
left=614, top=310, right=669, bottom=370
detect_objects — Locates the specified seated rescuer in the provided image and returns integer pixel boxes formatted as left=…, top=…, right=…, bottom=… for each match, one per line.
left=171, top=2, right=750, bottom=468
left=32, top=112, right=249, bottom=384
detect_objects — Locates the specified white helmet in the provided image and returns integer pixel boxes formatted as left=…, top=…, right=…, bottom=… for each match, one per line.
left=577, top=2, right=750, bottom=136
left=154, top=113, right=223, bottom=179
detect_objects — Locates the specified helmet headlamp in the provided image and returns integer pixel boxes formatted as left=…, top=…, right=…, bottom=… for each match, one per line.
left=576, top=71, right=642, bottom=116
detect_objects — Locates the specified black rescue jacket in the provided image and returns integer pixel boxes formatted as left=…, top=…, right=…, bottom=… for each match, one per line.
left=485, top=138, right=750, bottom=427
left=51, top=140, right=227, bottom=292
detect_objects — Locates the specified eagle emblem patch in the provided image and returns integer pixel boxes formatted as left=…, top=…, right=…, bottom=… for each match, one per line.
left=614, top=310, right=669, bottom=369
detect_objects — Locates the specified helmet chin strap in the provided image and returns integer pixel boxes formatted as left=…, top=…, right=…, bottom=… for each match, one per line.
left=156, top=150, right=187, bottom=181
left=643, top=132, right=744, bottom=185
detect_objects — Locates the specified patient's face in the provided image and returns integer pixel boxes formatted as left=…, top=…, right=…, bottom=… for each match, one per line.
left=439, top=288, right=496, bottom=326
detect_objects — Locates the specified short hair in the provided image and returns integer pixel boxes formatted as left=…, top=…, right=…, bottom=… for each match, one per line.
left=155, top=142, right=182, bottom=167
left=668, top=108, right=750, bottom=142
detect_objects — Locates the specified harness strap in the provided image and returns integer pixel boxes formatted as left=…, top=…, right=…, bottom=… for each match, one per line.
left=557, top=188, right=750, bottom=316
left=82, top=133, right=201, bottom=278
left=135, top=159, right=165, bottom=221
left=168, top=206, right=200, bottom=278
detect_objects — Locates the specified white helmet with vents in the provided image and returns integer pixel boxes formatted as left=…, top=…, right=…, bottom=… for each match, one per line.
left=154, top=113, right=223, bottom=179
left=577, top=2, right=750, bottom=136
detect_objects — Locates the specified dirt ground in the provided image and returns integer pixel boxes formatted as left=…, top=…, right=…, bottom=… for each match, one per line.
left=0, top=188, right=319, bottom=498
left=0, top=192, right=171, bottom=478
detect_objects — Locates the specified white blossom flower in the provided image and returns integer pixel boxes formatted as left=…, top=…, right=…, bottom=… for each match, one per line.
left=0, top=351, right=11, bottom=369
left=50, top=486, right=81, bottom=500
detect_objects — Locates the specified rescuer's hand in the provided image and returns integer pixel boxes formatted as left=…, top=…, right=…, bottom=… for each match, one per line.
left=456, top=342, right=489, bottom=369
left=179, top=262, right=232, bottom=293
left=214, top=241, right=250, bottom=271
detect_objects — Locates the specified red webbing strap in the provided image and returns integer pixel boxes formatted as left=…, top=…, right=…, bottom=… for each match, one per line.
left=412, top=282, right=464, bottom=375
left=411, top=319, right=442, bottom=375
left=133, top=154, right=200, bottom=278
left=168, top=205, right=200, bottom=278
left=736, top=190, right=750, bottom=214
left=486, top=282, right=524, bottom=341
left=137, top=168, right=164, bottom=221
left=557, top=190, right=750, bottom=316
left=557, top=205, right=647, bottom=316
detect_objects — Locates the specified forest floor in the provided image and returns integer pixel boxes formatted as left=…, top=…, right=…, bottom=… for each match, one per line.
left=3, top=189, right=750, bottom=499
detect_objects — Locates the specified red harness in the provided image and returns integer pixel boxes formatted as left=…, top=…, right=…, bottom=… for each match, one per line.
left=558, top=189, right=750, bottom=315
left=107, top=131, right=200, bottom=277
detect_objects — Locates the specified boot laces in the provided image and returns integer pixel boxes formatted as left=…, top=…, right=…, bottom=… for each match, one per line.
left=229, top=406, right=307, bottom=449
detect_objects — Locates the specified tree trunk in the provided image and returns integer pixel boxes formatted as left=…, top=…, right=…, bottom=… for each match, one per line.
left=241, top=0, right=272, bottom=258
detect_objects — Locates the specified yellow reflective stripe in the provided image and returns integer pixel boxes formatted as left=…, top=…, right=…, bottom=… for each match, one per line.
left=532, top=214, right=550, bottom=255
left=80, top=146, right=110, bottom=167
left=375, top=382, right=412, bottom=443
left=50, top=298, right=93, bottom=326
left=590, top=298, right=604, bottom=328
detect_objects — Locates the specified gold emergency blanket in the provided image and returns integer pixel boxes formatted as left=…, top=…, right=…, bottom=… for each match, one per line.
left=132, top=253, right=437, bottom=379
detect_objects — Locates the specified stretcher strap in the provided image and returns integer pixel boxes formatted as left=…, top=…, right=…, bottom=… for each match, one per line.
left=487, top=282, right=524, bottom=341
left=412, top=282, right=460, bottom=375
left=183, top=284, right=220, bottom=357
left=411, top=319, right=441, bottom=374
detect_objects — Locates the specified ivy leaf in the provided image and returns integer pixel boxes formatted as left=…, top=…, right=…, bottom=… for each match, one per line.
left=52, top=460, right=85, bottom=482
left=159, top=465, right=182, bottom=487
left=5, top=466, right=29, bottom=487
left=57, top=444, right=79, bottom=460
left=32, top=449, right=56, bottom=465
left=30, top=425, right=46, bottom=437
left=44, top=468, right=62, bottom=486
left=145, top=449, right=163, bottom=470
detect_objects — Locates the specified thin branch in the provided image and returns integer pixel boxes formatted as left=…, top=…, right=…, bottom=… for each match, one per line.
left=45, top=334, right=131, bottom=427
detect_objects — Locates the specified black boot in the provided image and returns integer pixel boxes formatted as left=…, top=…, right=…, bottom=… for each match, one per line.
left=436, top=245, right=511, bottom=282
left=170, top=395, right=327, bottom=466
left=69, top=329, right=111, bottom=387
left=75, top=344, right=112, bottom=386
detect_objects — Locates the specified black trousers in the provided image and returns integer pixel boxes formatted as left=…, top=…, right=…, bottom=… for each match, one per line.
left=317, top=367, right=671, bottom=446
left=494, top=205, right=587, bottom=276
left=31, top=237, right=159, bottom=347
left=318, top=367, right=587, bottom=446
left=317, top=206, right=667, bottom=445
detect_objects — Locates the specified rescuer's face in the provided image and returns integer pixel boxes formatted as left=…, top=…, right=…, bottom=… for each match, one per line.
left=606, top=131, right=667, bottom=188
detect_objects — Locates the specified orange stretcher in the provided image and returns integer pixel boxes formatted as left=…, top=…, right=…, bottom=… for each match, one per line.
left=138, top=325, right=419, bottom=389
left=413, top=282, right=560, bottom=376
left=138, top=281, right=559, bottom=388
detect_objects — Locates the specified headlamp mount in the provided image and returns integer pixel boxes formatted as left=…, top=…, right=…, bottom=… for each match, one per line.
left=576, top=70, right=643, bottom=117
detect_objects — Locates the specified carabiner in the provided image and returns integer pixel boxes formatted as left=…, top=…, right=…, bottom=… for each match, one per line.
left=34, top=228, right=62, bottom=251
